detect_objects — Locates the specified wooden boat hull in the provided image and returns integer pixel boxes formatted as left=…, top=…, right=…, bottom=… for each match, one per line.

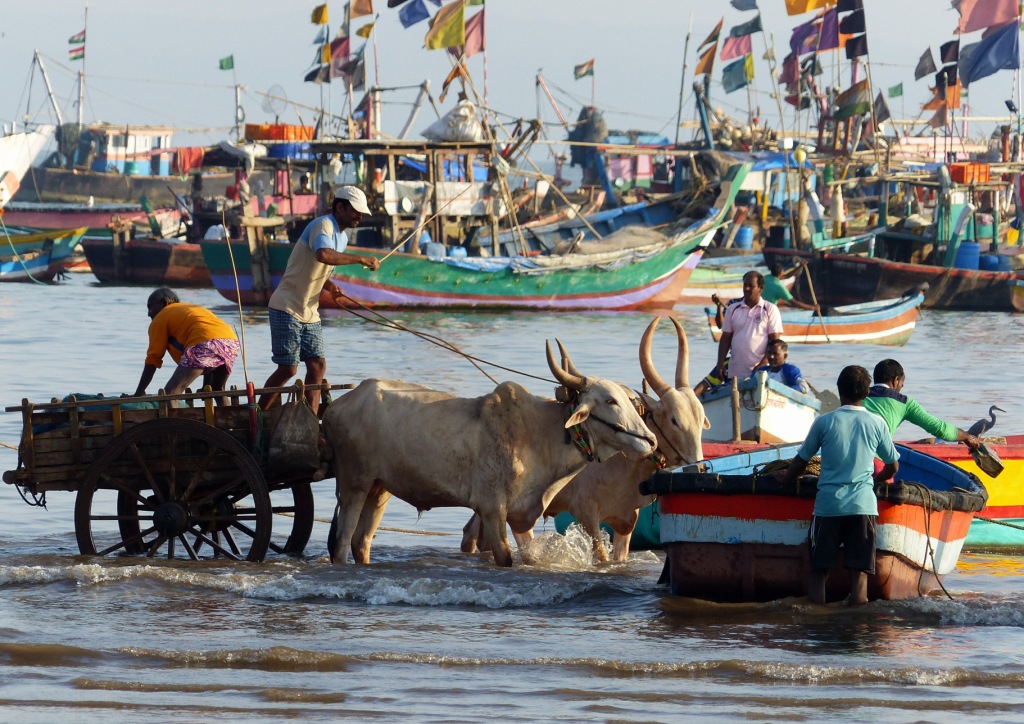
left=644, top=443, right=986, bottom=602
left=0, top=227, right=87, bottom=282
left=201, top=229, right=712, bottom=311
left=900, top=435, right=1024, bottom=549
left=81, top=237, right=211, bottom=287
left=700, top=371, right=820, bottom=443
left=766, top=248, right=1023, bottom=311
left=3, top=203, right=182, bottom=239
left=704, top=291, right=925, bottom=345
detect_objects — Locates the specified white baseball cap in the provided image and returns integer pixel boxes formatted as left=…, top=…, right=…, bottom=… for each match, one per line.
left=333, top=185, right=371, bottom=215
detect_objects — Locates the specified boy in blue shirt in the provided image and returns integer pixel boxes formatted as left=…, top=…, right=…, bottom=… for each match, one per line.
left=774, top=365, right=899, bottom=605
left=753, top=339, right=809, bottom=394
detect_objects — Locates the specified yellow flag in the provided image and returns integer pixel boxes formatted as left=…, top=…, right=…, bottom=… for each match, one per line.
left=311, top=3, right=328, bottom=25
left=743, top=53, right=754, bottom=82
left=783, top=0, right=828, bottom=15
left=321, top=44, right=330, bottom=64
left=425, top=0, right=465, bottom=50
left=351, top=0, right=374, bottom=19
left=356, top=22, right=375, bottom=39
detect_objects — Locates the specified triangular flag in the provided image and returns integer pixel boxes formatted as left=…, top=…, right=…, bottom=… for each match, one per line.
left=311, top=3, right=328, bottom=25
left=699, top=19, right=724, bottom=50
left=425, top=0, right=465, bottom=50
left=352, top=0, right=374, bottom=19
left=695, top=44, right=717, bottom=76
left=872, top=91, right=892, bottom=123
left=331, top=36, right=350, bottom=62
left=304, top=65, right=330, bottom=84
left=927, top=104, right=948, bottom=129
left=356, top=21, right=376, bottom=38
left=440, top=62, right=469, bottom=102
left=915, top=48, right=937, bottom=80
left=68, top=29, right=85, bottom=44
left=313, top=27, right=328, bottom=44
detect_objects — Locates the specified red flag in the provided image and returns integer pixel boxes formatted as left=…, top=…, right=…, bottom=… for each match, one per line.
left=720, top=34, right=752, bottom=62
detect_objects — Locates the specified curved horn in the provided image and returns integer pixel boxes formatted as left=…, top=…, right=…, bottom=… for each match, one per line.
left=670, top=316, right=691, bottom=389
left=639, top=316, right=671, bottom=397
left=547, top=340, right=584, bottom=389
left=557, top=339, right=584, bottom=379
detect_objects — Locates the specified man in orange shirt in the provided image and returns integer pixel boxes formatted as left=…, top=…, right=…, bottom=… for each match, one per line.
left=134, top=288, right=241, bottom=405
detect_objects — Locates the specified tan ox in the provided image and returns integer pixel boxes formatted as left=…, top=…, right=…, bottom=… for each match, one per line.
left=462, top=316, right=708, bottom=563
left=321, top=341, right=657, bottom=567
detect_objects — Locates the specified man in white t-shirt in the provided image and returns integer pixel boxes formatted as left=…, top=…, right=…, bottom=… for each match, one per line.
left=260, top=185, right=379, bottom=413
left=715, top=271, right=784, bottom=381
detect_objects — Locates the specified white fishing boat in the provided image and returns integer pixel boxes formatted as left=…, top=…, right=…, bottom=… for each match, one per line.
left=700, top=369, right=820, bottom=443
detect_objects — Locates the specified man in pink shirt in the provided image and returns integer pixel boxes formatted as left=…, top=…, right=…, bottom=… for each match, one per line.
left=715, top=271, right=784, bottom=381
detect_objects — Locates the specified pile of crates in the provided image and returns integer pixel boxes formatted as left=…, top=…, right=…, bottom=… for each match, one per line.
left=244, top=124, right=315, bottom=142
left=948, top=162, right=991, bottom=185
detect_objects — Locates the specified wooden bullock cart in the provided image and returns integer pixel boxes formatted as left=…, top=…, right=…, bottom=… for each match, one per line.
left=2, top=382, right=348, bottom=562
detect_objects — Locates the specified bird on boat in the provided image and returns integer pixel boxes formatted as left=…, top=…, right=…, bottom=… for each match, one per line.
left=967, top=406, right=1006, bottom=437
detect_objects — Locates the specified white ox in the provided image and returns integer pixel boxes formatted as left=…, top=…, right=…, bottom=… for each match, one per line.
left=462, top=316, right=708, bottom=562
left=321, top=341, right=658, bottom=567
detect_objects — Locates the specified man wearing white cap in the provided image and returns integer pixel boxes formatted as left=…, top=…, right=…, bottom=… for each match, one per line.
left=261, top=185, right=379, bottom=413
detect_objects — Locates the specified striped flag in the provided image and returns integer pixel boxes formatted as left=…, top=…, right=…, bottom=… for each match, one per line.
left=68, top=29, right=86, bottom=44
left=574, top=59, right=595, bottom=80
left=69, top=46, right=85, bottom=61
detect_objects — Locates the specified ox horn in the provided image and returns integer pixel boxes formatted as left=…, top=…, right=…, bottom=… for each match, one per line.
left=558, top=339, right=584, bottom=379
left=547, top=339, right=585, bottom=390
left=639, top=316, right=671, bottom=397
left=670, top=316, right=690, bottom=389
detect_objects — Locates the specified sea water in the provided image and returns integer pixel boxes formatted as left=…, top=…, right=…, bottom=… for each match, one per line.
left=1, top=276, right=1023, bottom=722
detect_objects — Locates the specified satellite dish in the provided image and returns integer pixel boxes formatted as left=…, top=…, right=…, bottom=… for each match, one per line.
left=262, top=85, right=287, bottom=117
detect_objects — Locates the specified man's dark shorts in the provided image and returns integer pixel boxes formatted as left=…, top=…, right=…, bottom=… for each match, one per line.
left=808, top=514, right=877, bottom=573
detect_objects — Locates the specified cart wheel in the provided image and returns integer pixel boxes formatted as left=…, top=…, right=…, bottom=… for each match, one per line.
left=268, top=482, right=315, bottom=556
left=74, top=418, right=272, bottom=562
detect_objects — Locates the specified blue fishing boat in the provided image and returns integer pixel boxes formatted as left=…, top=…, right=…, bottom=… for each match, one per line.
left=0, top=226, right=87, bottom=282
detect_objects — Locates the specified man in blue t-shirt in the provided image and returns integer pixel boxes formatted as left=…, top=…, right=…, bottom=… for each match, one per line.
left=753, top=339, right=809, bottom=394
left=774, top=365, right=899, bottom=606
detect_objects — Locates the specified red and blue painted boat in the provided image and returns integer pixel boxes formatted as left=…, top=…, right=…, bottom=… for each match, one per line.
left=704, top=288, right=926, bottom=346
left=640, top=442, right=987, bottom=602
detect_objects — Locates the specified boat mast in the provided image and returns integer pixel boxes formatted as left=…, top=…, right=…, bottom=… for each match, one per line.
left=674, top=13, right=694, bottom=146
left=78, top=3, right=89, bottom=127
left=33, top=51, right=65, bottom=127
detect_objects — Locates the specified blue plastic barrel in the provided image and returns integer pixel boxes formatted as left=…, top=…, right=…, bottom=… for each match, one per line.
left=954, top=241, right=980, bottom=270
left=980, top=254, right=1012, bottom=272
left=735, top=226, right=755, bottom=249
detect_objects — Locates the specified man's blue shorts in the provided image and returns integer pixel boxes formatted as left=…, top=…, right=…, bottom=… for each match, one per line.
left=269, top=308, right=325, bottom=365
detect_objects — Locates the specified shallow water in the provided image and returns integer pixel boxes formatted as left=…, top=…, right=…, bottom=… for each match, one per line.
left=1, top=275, right=1023, bottom=722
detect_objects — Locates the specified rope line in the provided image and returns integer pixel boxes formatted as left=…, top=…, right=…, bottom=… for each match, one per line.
left=1, top=217, right=51, bottom=285
left=276, top=511, right=457, bottom=537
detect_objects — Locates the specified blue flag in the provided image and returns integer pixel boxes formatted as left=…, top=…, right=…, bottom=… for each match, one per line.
left=960, top=19, right=1020, bottom=88
left=399, top=0, right=430, bottom=28
left=730, top=0, right=758, bottom=10
left=722, top=54, right=753, bottom=93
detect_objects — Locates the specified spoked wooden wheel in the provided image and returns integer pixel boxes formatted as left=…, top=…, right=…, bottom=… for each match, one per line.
left=74, top=418, right=272, bottom=562
left=267, top=482, right=315, bottom=556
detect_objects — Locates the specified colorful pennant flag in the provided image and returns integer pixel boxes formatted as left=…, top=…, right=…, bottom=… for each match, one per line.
left=955, top=0, right=1019, bottom=34
left=888, top=82, right=903, bottom=98
left=311, top=3, right=328, bottom=25
left=833, top=79, right=870, bottom=118
left=331, top=36, right=350, bottom=62
left=68, top=29, right=86, bottom=44
left=313, top=26, right=329, bottom=44
left=778, top=52, right=799, bottom=84
left=399, top=0, right=430, bottom=27
left=960, top=19, right=1020, bottom=88
left=68, top=46, right=85, bottom=61
left=721, top=54, right=754, bottom=93
left=218, top=54, right=234, bottom=70
left=784, top=0, right=829, bottom=16
left=356, top=21, right=376, bottom=38
left=304, top=65, right=330, bottom=84
left=872, top=91, right=892, bottom=123
left=440, top=61, right=469, bottom=102
left=352, top=0, right=375, bottom=19
left=927, top=104, right=948, bottom=129
left=699, top=19, right=724, bottom=50
left=425, top=0, right=465, bottom=50
left=720, top=34, right=752, bottom=61
left=341, top=2, right=351, bottom=36
left=574, top=58, right=595, bottom=80
left=730, top=0, right=758, bottom=10
left=695, top=44, right=717, bottom=76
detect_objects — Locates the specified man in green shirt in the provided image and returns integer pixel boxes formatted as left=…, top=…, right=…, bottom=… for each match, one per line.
left=762, top=262, right=817, bottom=310
left=863, top=359, right=982, bottom=449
